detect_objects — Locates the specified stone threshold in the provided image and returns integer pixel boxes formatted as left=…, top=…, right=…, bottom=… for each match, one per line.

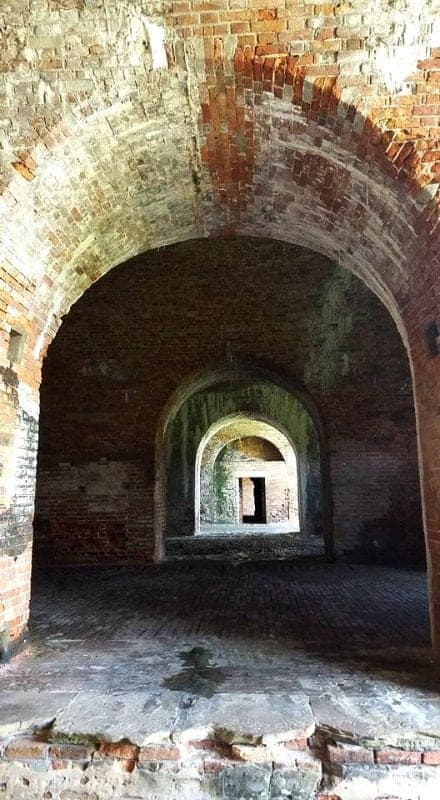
left=166, top=531, right=324, bottom=561
left=1, top=688, right=440, bottom=798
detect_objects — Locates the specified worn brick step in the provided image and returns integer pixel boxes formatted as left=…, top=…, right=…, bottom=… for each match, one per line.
left=166, top=532, right=325, bottom=560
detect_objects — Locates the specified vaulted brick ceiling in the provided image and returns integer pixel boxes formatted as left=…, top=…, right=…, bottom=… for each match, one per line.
left=0, top=0, right=439, bottom=355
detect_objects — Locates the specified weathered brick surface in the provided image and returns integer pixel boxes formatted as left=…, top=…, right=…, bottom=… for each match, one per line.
left=327, top=743, right=374, bottom=765
left=200, top=431, right=299, bottom=528
left=5, top=739, right=48, bottom=761
left=96, top=743, right=139, bottom=761
left=138, top=745, right=180, bottom=762
left=423, top=751, right=440, bottom=765
left=0, top=0, right=438, bottom=645
left=375, top=748, right=422, bottom=765
left=173, top=392, right=319, bottom=542
left=285, top=738, right=309, bottom=751
left=49, top=744, right=94, bottom=762
left=1, top=730, right=439, bottom=798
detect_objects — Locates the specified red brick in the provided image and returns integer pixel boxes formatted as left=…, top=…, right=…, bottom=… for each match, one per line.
left=187, top=739, right=232, bottom=757
left=423, top=751, right=440, bottom=765
left=49, top=743, right=94, bottom=761
left=328, top=744, right=374, bottom=764
left=284, top=738, right=308, bottom=750
left=256, top=8, right=278, bottom=20
left=117, top=758, right=137, bottom=772
left=316, top=795, right=342, bottom=800
left=96, top=742, right=139, bottom=760
left=375, top=749, right=422, bottom=765
left=138, top=745, right=179, bottom=762
left=5, top=739, right=48, bottom=760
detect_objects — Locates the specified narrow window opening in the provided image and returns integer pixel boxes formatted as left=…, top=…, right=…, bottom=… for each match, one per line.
left=7, top=329, right=25, bottom=365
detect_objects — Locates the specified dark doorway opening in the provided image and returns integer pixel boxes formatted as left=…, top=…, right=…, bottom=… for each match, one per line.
left=240, top=477, right=267, bottom=523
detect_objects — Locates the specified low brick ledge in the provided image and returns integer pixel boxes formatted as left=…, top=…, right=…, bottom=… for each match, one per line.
left=1, top=732, right=439, bottom=772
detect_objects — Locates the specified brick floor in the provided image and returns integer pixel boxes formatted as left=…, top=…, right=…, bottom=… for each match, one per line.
left=0, top=561, right=436, bottom=746
left=29, top=561, right=429, bottom=648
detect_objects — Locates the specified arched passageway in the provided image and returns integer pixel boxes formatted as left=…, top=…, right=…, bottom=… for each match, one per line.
left=197, top=417, right=300, bottom=533
left=31, top=238, right=423, bottom=575
left=0, top=0, right=439, bottom=665
left=0, top=4, right=439, bottom=793
left=160, top=374, right=327, bottom=560
left=2, top=236, right=434, bottom=797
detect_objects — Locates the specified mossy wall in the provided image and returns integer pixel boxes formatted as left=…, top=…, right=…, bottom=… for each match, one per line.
left=201, top=436, right=288, bottom=525
left=203, top=442, right=294, bottom=526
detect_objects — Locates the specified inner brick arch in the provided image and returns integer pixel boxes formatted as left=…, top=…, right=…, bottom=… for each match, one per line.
left=155, top=359, right=343, bottom=563
left=194, top=413, right=302, bottom=533
left=1, top=31, right=438, bottom=348
left=2, top=53, right=437, bottom=421
left=0, top=1, right=438, bottom=380
left=2, top=81, right=436, bottom=340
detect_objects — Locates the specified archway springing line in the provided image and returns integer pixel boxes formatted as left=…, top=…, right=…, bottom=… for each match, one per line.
left=195, top=414, right=300, bottom=535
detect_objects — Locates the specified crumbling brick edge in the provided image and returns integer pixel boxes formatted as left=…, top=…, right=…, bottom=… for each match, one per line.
left=1, top=726, right=439, bottom=790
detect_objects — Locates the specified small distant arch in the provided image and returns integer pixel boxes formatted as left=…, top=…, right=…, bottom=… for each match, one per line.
left=195, top=413, right=301, bottom=534
left=154, top=359, right=333, bottom=561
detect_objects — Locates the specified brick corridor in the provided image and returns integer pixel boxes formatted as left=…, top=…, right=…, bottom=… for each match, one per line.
left=29, top=561, right=429, bottom=648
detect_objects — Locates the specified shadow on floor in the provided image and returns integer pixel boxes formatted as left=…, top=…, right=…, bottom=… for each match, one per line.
left=12, top=559, right=435, bottom=698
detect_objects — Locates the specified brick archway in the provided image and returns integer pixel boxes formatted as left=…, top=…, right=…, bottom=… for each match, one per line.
left=0, top=0, right=439, bottom=653
left=154, top=361, right=335, bottom=564
left=195, top=414, right=301, bottom=535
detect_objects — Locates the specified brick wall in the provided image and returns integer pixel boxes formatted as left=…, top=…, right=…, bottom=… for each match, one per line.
left=34, top=462, right=154, bottom=565
left=34, top=238, right=423, bottom=566
left=201, top=453, right=293, bottom=525
left=0, top=322, right=40, bottom=644
left=165, top=378, right=321, bottom=541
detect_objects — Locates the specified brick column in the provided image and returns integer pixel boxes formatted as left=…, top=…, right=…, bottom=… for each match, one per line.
left=405, top=281, right=440, bottom=653
left=0, top=326, right=40, bottom=657
left=412, top=363, right=440, bottom=652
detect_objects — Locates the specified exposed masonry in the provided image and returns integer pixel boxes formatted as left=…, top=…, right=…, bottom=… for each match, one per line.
left=0, top=9, right=438, bottom=800
left=198, top=421, right=300, bottom=531
left=1, top=726, right=440, bottom=800
left=164, top=374, right=322, bottom=546
left=200, top=438, right=296, bottom=527
left=0, top=0, right=437, bottom=334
